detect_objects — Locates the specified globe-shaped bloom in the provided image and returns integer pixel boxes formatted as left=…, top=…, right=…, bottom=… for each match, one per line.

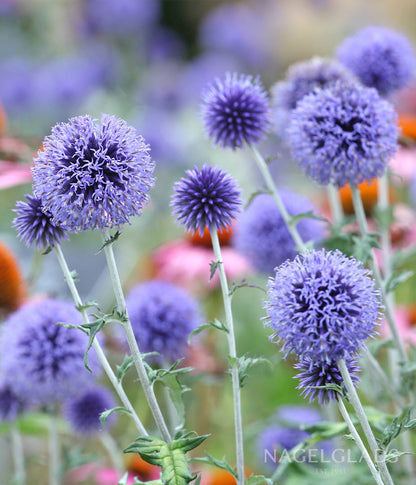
left=32, top=114, right=155, bottom=233
left=337, top=26, right=415, bottom=96
left=14, top=194, right=69, bottom=250
left=64, top=386, right=116, bottom=435
left=171, top=165, right=242, bottom=236
left=0, top=299, right=98, bottom=406
left=126, top=280, right=201, bottom=362
left=288, top=81, right=399, bottom=188
left=0, top=382, right=27, bottom=422
left=233, top=192, right=324, bottom=274
left=201, top=72, right=271, bottom=149
left=272, top=57, right=357, bottom=132
left=265, top=249, right=382, bottom=362
left=295, top=357, right=360, bottom=405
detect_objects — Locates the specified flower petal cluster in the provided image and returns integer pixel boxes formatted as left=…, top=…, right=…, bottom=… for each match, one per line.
left=288, top=81, right=398, bottom=188
left=14, top=194, right=69, bottom=250
left=295, top=357, right=360, bottom=405
left=0, top=299, right=98, bottom=405
left=171, top=165, right=242, bottom=235
left=64, top=386, right=116, bottom=435
left=126, top=280, right=201, bottom=361
left=233, top=192, right=324, bottom=274
left=337, top=26, right=415, bottom=96
left=201, top=72, right=271, bottom=149
left=272, top=57, right=357, bottom=123
left=265, top=249, right=382, bottom=362
left=32, top=114, right=155, bottom=232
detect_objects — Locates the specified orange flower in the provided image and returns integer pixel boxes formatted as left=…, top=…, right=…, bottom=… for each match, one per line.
left=338, top=179, right=395, bottom=216
left=0, top=241, right=25, bottom=315
left=125, top=454, right=159, bottom=481
left=399, top=113, right=416, bottom=141
left=187, top=223, right=233, bottom=248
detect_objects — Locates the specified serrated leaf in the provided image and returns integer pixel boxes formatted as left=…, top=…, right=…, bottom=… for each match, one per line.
left=145, top=359, right=193, bottom=385
left=246, top=474, right=273, bottom=485
left=228, top=279, right=266, bottom=297
left=385, top=450, right=415, bottom=462
left=352, top=233, right=381, bottom=263
left=76, top=300, right=99, bottom=312
left=384, top=270, right=414, bottom=294
left=100, top=406, right=131, bottom=428
left=117, top=355, right=134, bottom=383
left=288, top=211, right=327, bottom=227
left=228, top=354, right=272, bottom=388
left=188, top=319, right=228, bottom=343
left=82, top=317, right=107, bottom=372
left=97, top=230, right=121, bottom=252
left=209, top=260, right=220, bottom=280
left=191, top=453, right=237, bottom=478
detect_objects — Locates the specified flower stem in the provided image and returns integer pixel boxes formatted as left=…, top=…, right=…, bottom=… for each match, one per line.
left=250, top=145, right=307, bottom=253
left=327, top=184, right=344, bottom=225
left=101, top=230, right=171, bottom=443
left=11, top=421, right=26, bottom=485
left=337, top=397, right=385, bottom=485
left=54, top=244, right=148, bottom=437
left=99, top=432, right=124, bottom=476
left=338, top=359, right=395, bottom=485
left=49, top=410, right=60, bottom=485
left=210, top=229, right=245, bottom=485
left=351, top=185, right=408, bottom=364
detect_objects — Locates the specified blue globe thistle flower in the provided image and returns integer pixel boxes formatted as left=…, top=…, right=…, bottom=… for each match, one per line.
left=201, top=72, right=271, bottom=149
left=337, top=26, right=415, bottom=96
left=32, top=114, right=155, bottom=233
left=288, top=81, right=398, bottom=188
left=265, top=249, right=382, bottom=362
left=0, top=382, right=27, bottom=422
left=295, top=357, right=360, bottom=405
left=126, top=280, right=201, bottom=362
left=233, top=192, right=324, bottom=274
left=64, top=386, right=116, bottom=435
left=171, top=165, right=242, bottom=236
left=0, top=299, right=98, bottom=406
left=14, top=194, right=69, bottom=250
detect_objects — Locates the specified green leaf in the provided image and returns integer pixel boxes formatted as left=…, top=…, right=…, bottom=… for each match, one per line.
left=191, top=453, right=237, bottom=478
left=75, top=300, right=99, bottom=312
left=385, top=450, right=415, bottom=462
left=288, top=211, right=327, bottom=227
left=228, top=354, right=272, bottom=388
left=160, top=373, right=190, bottom=432
left=81, top=316, right=108, bottom=372
left=188, top=319, right=228, bottom=343
left=352, top=232, right=380, bottom=263
left=117, top=355, right=135, bottom=383
left=209, top=260, right=220, bottom=280
left=145, top=359, right=193, bottom=385
left=384, top=270, right=414, bottom=294
left=379, top=407, right=416, bottom=449
left=100, top=406, right=131, bottom=428
left=246, top=474, right=273, bottom=485
left=97, top=230, right=121, bottom=252
left=228, top=279, right=266, bottom=297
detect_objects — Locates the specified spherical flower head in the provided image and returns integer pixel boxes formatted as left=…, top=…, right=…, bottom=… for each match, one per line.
left=288, top=81, right=399, bottom=188
left=233, top=192, right=324, bottom=274
left=272, top=57, right=357, bottom=126
left=0, top=241, right=25, bottom=314
left=264, top=249, right=382, bottom=362
left=201, top=72, right=271, bottom=149
left=0, top=381, right=27, bottom=422
left=126, top=280, right=201, bottom=362
left=14, top=194, right=69, bottom=250
left=0, top=299, right=99, bottom=406
left=171, top=165, right=242, bottom=236
left=64, top=386, right=116, bottom=435
left=32, top=114, right=155, bottom=233
left=295, top=357, right=360, bottom=405
left=337, top=26, right=415, bottom=96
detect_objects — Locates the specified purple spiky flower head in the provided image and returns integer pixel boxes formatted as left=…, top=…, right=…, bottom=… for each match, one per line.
left=232, top=191, right=324, bottom=274
left=0, top=299, right=99, bottom=406
left=0, top=381, right=28, bottom=422
left=295, top=357, right=360, bottom=405
left=171, top=164, right=242, bottom=236
left=32, top=114, right=155, bottom=233
left=288, top=81, right=399, bottom=188
left=337, top=26, right=415, bottom=97
left=201, top=72, right=271, bottom=149
left=264, top=249, right=382, bottom=362
left=64, top=386, right=116, bottom=435
left=126, top=280, right=201, bottom=362
left=14, top=194, right=69, bottom=250
left=272, top=57, right=357, bottom=114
